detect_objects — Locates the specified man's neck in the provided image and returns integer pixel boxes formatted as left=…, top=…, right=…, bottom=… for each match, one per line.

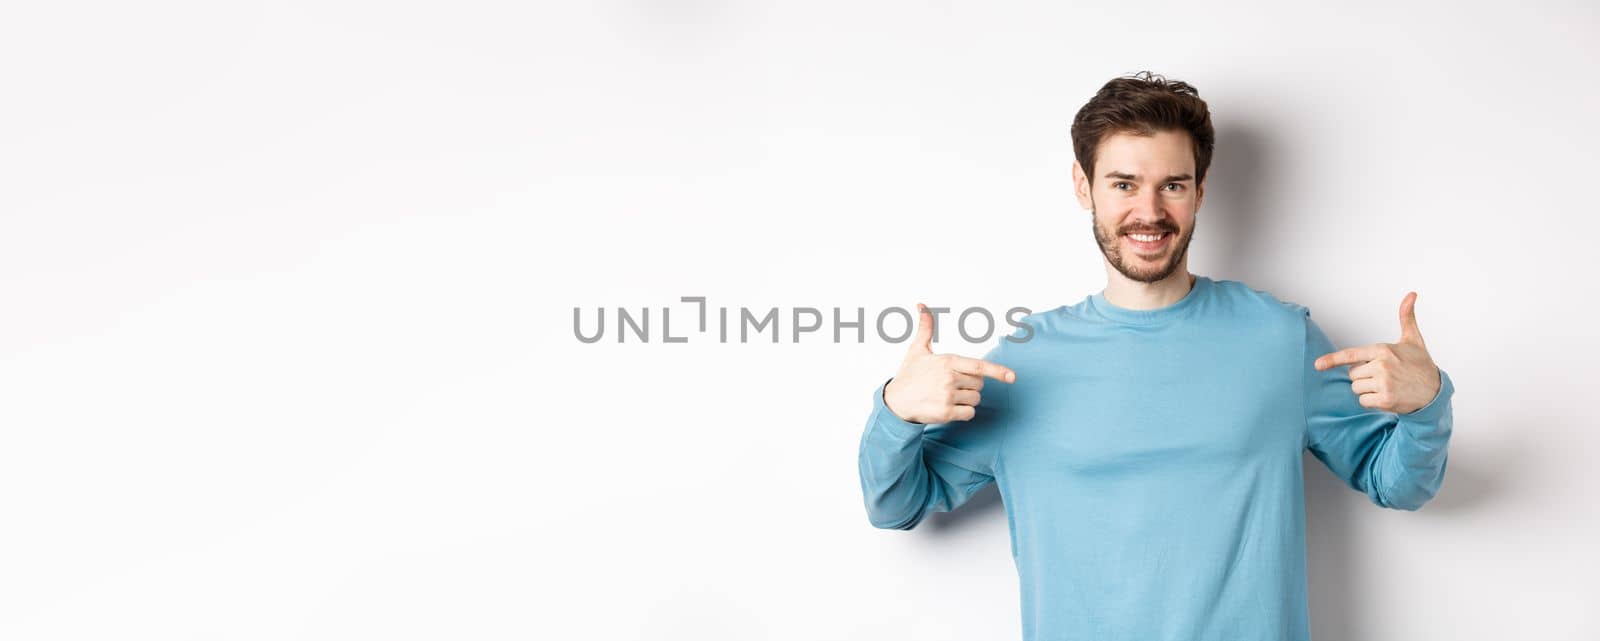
left=1101, top=267, right=1196, bottom=311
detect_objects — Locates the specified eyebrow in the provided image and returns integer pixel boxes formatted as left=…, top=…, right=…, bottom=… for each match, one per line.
left=1103, top=171, right=1194, bottom=182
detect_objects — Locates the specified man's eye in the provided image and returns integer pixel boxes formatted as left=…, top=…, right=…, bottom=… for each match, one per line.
left=1114, top=182, right=1132, bottom=190
left=1163, top=183, right=1184, bottom=191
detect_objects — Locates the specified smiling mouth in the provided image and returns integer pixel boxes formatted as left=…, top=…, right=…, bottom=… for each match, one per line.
left=1123, top=230, right=1172, bottom=254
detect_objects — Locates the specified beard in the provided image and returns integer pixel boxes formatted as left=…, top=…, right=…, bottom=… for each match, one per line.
left=1090, top=209, right=1196, bottom=284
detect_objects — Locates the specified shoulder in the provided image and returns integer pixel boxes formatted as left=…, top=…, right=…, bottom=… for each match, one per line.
left=991, top=298, right=1093, bottom=348
left=972, top=304, right=1079, bottom=369
left=1204, top=279, right=1330, bottom=365
left=1204, top=277, right=1320, bottom=350
left=1206, top=277, right=1313, bottom=322
left=989, top=306, right=1054, bottom=350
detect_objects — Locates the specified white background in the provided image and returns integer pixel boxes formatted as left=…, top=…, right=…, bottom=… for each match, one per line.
left=3, top=1, right=1596, bottom=639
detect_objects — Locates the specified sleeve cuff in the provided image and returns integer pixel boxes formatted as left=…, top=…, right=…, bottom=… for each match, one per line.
left=872, top=378, right=927, bottom=441
left=1400, top=367, right=1454, bottom=424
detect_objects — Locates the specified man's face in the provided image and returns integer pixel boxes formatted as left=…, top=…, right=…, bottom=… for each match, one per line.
left=1073, top=129, right=1204, bottom=283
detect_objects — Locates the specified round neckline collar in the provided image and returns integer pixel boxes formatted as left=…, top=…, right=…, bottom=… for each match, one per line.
left=1088, top=274, right=1211, bottom=325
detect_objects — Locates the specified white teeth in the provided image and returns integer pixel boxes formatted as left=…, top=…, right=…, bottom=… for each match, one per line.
left=1129, top=233, right=1164, bottom=242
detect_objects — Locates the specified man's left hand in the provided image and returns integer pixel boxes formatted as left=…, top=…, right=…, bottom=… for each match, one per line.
left=1313, top=291, right=1442, bottom=414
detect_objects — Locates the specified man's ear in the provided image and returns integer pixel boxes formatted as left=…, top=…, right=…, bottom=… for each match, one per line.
left=1071, top=161, right=1093, bottom=210
left=1194, top=177, right=1205, bottom=213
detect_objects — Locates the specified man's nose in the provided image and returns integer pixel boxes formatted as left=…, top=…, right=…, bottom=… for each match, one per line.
left=1128, top=189, right=1167, bottom=222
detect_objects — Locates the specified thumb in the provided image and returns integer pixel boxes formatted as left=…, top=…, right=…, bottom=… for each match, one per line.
left=1398, top=291, right=1425, bottom=346
left=908, top=303, right=934, bottom=354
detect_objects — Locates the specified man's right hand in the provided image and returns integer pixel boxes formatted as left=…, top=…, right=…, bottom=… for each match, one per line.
left=883, top=303, right=1017, bottom=424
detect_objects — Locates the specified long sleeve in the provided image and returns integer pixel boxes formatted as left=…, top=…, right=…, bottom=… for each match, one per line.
left=857, top=368, right=1012, bottom=530
left=1302, top=310, right=1455, bottom=511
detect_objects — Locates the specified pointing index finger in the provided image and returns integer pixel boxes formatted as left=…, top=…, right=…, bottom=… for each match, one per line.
left=1314, top=345, right=1384, bottom=371
left=950, top=356, right=1016, bottom=383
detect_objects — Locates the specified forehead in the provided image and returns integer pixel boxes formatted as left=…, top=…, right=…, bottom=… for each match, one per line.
left=1094, top=129, right=1195, bottom=176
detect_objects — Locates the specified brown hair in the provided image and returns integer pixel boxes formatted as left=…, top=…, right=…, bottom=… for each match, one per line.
left=1071, top=71, right=1215, bottom=186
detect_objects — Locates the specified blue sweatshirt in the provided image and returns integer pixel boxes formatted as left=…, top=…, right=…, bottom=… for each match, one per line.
left=857, top=275, right=1454, bottom=640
